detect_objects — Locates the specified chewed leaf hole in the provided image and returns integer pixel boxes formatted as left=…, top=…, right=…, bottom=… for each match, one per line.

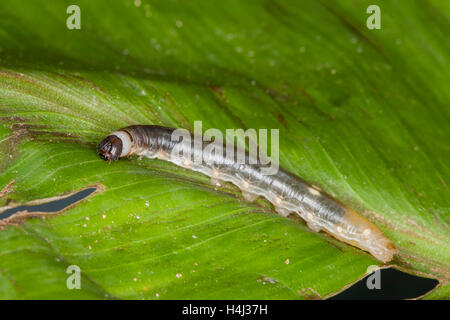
left=328, top=267, right=439, bottom=300
left=0, top=185, right=103, bottom=227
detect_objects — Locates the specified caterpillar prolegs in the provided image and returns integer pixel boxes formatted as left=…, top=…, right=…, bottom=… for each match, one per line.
left=98, top=125, right=397, bottom=263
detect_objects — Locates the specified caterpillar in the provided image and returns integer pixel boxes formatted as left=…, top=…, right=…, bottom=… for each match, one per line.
left=98, top=125, right=397, bottom=263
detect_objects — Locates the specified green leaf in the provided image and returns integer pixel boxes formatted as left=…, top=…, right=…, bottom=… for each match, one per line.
left=0, top=0, right=448, bottom=299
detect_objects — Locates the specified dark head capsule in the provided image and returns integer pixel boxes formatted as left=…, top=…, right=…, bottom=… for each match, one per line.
left=97, top=135, right=122, bottom=161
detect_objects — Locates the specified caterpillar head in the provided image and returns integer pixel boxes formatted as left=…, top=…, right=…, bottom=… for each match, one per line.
left=97, top=135, right=123, bottom=161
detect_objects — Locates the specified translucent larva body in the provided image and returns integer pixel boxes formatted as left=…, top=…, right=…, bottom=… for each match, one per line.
left=98, top=125, right=397, bottom=263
